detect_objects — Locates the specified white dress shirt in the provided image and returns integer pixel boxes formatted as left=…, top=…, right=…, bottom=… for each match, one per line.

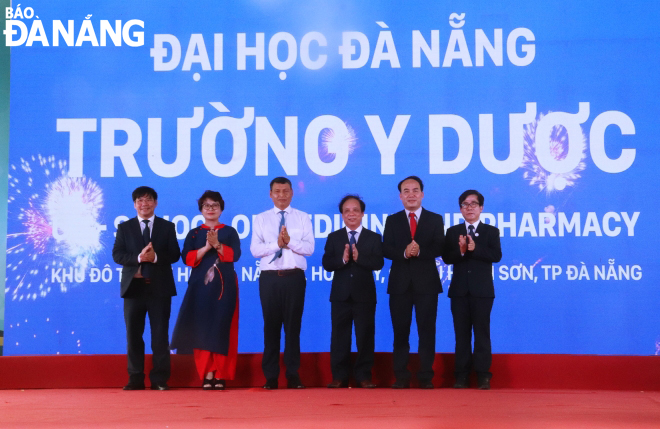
left=404, top=207, right=423, bottom=226
left=465, top=219, right=481, bottom=235
left=250, top=206, right=315, bottom=270
left=346, top=225, right=363, bottom=243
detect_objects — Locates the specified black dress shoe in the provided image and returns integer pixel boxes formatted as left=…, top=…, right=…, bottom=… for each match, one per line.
left=263, top=379, right=278, bottom=389
left=418, top=380, right=434, bottom=389
left=214, top=379, right=226, bottom=390
left=123, top=383, right=145, bottom=391
left=477, top=377, right=491, bottom=390
left=150, top=383, right=170, bottom=391
left=391, top=379, right=410, bottom=389
left=357, top=380, right=376, bottom=389
left=327, top=379, right=349, bottom=388
left=453, top=378, right=469, bottom=389
left=287, top=377, right=306, bottom=389
left=203, top=378, right=214, bottom=390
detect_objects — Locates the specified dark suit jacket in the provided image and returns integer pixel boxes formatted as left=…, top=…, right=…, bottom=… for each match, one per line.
left=383, top=208, right=445, bottom=295
left=112, top=216, right=181, bottom=298
left=443, top=222, right=502, bottom=298
left=322, top=228, right=384, bottom=303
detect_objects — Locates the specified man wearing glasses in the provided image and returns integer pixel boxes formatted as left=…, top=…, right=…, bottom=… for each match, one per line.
left=443, top=190, right=502, bottom=390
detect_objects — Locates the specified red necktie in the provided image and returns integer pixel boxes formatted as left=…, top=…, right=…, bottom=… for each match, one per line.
left=409, top=212, right=417, bottom=239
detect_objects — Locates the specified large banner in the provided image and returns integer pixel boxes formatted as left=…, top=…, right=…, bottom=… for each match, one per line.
left=3, top=1, right=659, bottom=356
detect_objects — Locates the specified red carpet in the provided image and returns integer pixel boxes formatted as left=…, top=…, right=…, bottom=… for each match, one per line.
left=1, top=352, right=660, bottom=390
left=1, top=388, right=659, bottom=428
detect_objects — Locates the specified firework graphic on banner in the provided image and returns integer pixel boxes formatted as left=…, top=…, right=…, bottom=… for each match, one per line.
left=6, top=155, right=105, bottom=301
left=521, top=112, right=588, bottom=194
left=318, top=122, right=358, bottom=162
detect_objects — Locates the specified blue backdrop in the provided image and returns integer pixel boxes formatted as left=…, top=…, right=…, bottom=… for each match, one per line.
left=4, top=0, right=659, bottom=356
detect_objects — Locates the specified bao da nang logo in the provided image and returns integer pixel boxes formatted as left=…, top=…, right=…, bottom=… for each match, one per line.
left=3, top=6, right=144, bottom=47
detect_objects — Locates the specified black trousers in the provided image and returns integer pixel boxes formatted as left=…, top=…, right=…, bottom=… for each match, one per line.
left=330, top=299, right=376, bottom=382
left=259, top=270, right=306, bottom=380
left=123, top=280, right=172, bottom=385
left=389, top=290, right=438, bottom=382
left=450, top=295, right=494, bottom=380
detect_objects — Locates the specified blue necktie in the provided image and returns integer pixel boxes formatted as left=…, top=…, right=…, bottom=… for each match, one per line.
left=349, top=230, right=357, bottom=261
left=468, top=224, right=475, bottom=239
left=270, top=210, right=286, bottom=263
left=141, top=219, right=152, bottom=279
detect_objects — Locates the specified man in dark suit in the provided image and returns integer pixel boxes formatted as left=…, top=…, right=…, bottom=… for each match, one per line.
left=113, top=186, right=181, bottom=391
left=322, top=195, right=384, bottom=389
left=383, top=176, right=444, bottom=389
left=443, top=190, right=502, bottom=390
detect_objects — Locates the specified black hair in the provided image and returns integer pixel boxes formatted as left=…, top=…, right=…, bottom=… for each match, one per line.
left=458, top=190, right=484, bottom=207
left=197, top=190, right=225, bottom=211
left=132, top=186, right=157, bottom=202
left=397, top=175, right=424, bottom=192
left=270, top=176, right=292, bottom=190
left=339, top=194, right=365, bottom=213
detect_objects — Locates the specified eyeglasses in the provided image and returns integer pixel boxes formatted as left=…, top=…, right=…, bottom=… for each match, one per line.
left=203, top=203, right=221, bottom=210
left=460, top=202, right=480, bottom=209
left=136, top=197, right=155, bottom=204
